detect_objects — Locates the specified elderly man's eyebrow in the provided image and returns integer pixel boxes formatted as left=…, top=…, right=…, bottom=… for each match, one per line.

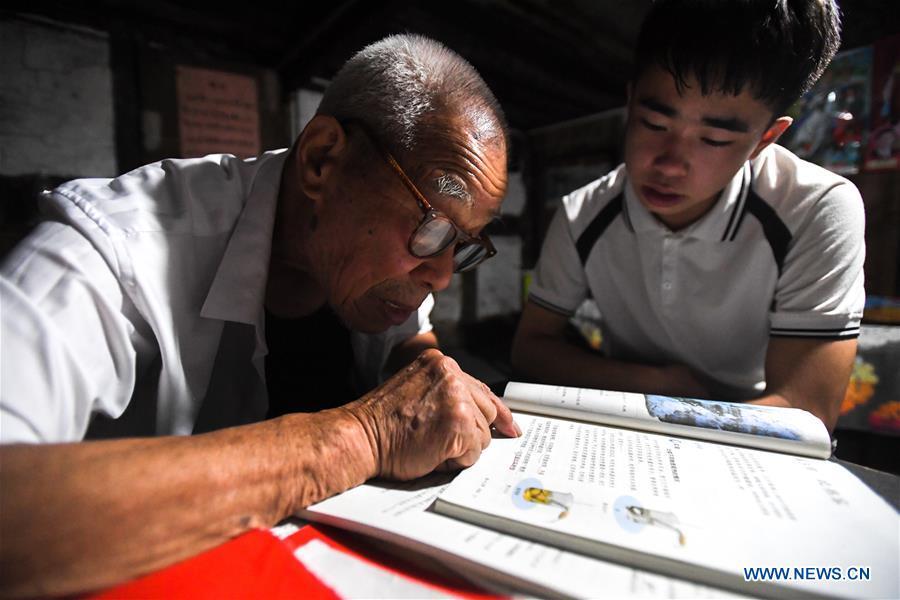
left=433, top=172, right=473, bottom=204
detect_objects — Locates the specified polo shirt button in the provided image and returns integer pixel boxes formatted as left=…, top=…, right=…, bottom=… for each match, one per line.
left=663, top=282, right=672, bottom=290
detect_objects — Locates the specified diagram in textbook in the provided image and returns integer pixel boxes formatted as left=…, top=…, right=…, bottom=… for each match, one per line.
left=511, top=478, right=575, bottom=521
left=613, top=495, right=687, bottom=547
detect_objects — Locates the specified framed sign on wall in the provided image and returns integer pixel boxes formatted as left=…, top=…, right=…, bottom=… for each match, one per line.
left=175, top=66, right=261, bottom=159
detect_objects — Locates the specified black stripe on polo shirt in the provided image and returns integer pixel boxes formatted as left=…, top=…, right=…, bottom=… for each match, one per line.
left=528, top=294, right=575, bottom=317
left=575, top=193, right=624, bottom=265
left=743, top=190, right=792, bottom=274
left=770, top=326, right=860, bottom=339
left=723, top=163, right=751, bottom=241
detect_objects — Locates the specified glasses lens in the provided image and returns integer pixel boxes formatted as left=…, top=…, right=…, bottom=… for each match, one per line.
left=453, top=243, right=487, bottom=272
left=410, top=216, right=456, bottom=257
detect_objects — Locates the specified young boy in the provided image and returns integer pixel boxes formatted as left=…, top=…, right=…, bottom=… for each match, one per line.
left=511, top=0, right=864, bottom=431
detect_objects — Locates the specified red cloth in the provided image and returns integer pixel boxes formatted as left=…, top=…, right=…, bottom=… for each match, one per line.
left=90, top=524, right=501, bottom=599
left=92, top=529, right=338, bottom=599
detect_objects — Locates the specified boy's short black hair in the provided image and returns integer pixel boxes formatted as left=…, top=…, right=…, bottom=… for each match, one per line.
left=633, top=0, right=841, bottom=116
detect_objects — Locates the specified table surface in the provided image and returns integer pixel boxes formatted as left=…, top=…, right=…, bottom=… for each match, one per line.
left=836, top=458, right=900, bottom=510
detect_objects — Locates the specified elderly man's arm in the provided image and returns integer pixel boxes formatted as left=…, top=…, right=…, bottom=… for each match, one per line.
left=0, top=412, right=368, bottom=597
left=511, top=301, right=711, bottom=397
left=746, top=337, right=856, bottom=432
left=0, top=349, right=518, bottom=598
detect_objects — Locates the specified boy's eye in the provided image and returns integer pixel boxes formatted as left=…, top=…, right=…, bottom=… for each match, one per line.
left=701, top=138, right=733, bottom=148
left=640, top=118, right=666, bottom=132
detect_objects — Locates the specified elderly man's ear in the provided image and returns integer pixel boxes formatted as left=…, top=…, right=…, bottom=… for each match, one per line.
left=295, top=115, right=348, bottom=202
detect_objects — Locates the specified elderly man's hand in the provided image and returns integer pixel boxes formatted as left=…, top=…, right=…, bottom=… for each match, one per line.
left=346, top=349, right=520, bottom=481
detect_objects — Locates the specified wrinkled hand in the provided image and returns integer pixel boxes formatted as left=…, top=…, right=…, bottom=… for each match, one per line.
left=347, top=349, right=520, bottom=480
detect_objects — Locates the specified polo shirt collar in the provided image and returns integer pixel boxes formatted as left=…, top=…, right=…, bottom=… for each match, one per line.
left=623, top=161, right=751, bottom=241
left=200, top=150, right=288, bottom=326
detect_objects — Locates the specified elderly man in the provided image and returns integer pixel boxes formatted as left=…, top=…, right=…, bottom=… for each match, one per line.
left=0, top=34, right=517, bottom=596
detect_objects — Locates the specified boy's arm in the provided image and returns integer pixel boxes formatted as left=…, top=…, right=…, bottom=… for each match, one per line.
left=748, top=336, right=857, bottom=432
left=511, top=301, right=710, bottom=397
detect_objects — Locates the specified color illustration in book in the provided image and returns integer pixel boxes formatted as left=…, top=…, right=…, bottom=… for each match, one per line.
left=645, top=395, right=810, bottom=441
left=512, top=478, right=574, bottom=521
left=614, top=495, right=686, bottom=547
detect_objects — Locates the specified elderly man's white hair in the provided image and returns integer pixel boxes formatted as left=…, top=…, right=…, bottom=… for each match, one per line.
left=317, top=34, right=507, bottom=155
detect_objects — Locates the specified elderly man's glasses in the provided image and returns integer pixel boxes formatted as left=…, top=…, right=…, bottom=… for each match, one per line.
left=351, top=122, right=497, bottom=273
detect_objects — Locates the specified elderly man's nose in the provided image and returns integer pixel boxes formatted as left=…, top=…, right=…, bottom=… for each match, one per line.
left=412, top=248, right=455, bottom=291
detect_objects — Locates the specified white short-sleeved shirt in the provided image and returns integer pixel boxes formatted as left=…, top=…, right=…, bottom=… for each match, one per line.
left=1, top=151, right=432, bottom=443
left=530, top=144, right=865, bottom=399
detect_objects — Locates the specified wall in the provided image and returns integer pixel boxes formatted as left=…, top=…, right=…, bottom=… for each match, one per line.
left=0, top=17, right=116, bottom=178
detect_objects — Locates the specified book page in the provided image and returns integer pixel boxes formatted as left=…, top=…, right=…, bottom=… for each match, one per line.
left=503, top=382, right=832, bottom=458
left=436, top=413, right=899, bottom=599
left=301, top=472, right=739, bottom=599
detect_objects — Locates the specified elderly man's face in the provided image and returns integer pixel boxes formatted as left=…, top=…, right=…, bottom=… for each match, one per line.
left=314, top=113, right=507, bottom=333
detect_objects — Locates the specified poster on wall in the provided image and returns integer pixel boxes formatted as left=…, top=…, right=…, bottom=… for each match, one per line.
left=176, top=66, right=260, bottom=159
left=863, top=34, right=900, bottom=172
left=782, top=46, right=872, bottom=175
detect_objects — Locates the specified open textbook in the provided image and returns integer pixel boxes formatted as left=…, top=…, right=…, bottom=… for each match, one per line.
left=433, top=384, right=900, bottom=599
left=502, top=381, right=833, bottom=458
left=300, top=473, right=739, bottom=599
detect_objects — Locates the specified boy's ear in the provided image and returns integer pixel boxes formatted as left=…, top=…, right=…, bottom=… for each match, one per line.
left=294, top=115, right=348, bottom=207
left=749, top=116, right=793, bottom=159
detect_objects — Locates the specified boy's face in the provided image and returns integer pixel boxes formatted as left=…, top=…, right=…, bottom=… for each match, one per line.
left=624, top=65, right=792, bottom=231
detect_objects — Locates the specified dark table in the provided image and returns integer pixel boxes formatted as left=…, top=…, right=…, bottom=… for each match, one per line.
left=837, top=458, right=900, bottom=510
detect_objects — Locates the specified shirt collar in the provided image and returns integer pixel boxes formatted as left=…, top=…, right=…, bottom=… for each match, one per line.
left=200, top=150, right=288, bottom=326
left=623, top=162, right=751, bottom=241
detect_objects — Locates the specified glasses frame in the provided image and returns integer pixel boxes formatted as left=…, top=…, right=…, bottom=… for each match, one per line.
left=345, top=120, right=497, bottom=273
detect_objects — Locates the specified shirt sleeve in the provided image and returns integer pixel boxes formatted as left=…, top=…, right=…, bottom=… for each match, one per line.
left=528, top=201, right=590, bottom=316
left=414, top=292, right=434, bottom=336
left=769, top=181, right=866, bottom=339
left=1, top=223, right=139, bottom=443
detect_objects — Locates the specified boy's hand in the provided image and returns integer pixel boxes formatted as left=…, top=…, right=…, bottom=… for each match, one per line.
left=657, top=364, right=712, bottom=399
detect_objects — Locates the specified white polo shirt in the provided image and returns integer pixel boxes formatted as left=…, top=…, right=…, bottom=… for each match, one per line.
left=530, top=144, right=865, bottom=399
left=1, top=151, right=432, bottom=443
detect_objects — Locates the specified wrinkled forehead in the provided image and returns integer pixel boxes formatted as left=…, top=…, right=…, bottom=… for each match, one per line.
left=408, top=108, right=508, bottom=209
left=410, top=106, right=506, bottom=159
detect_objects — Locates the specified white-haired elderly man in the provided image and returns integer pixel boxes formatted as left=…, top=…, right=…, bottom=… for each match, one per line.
left=0, top=34, right=519, bottom=596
